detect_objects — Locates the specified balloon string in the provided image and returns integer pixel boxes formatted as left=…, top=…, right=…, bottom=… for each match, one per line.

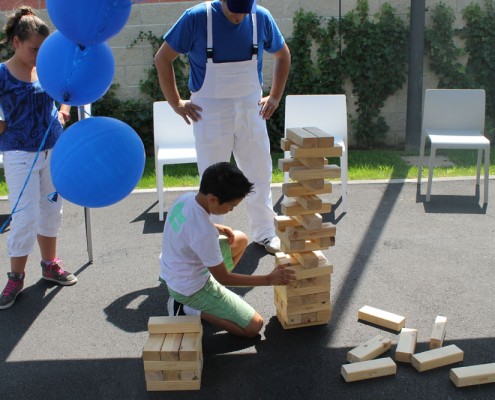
left=62, top=45, right=89, bottom=103
left=0, top=106, right=61, bottom=234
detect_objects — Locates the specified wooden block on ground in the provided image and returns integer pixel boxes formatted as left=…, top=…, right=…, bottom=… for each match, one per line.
left=179, top=332, right=202, bottom=381
left=286, top=127, right=319, bottom=148
left=282, top=182, right=332, bottom=197
left=143, top=334, right=165, bottom=381
left=347, top=335, right=392, bottom=363
left=276, top=309, right=331, bottom=329
left=160, top=333, right=182, bottom=381
left=148, top=316, right=201, bottom=334
left=430, top=316, right=447, bottom=349
left=291, top=143, right=342, bottom=159
left=341, top=358, right=397, bottom=382
left=411, top=345, right=464, bottom=372
left=357, top=305, right=405, bottom=332
left=395, top=328, right=418, bottom=363
left=450, top=363, right=495, bottom=387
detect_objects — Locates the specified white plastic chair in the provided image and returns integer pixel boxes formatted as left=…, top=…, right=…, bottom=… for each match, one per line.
left=153, top=101, right=197, bottom=221
left=417, top=89, right=490, bottom=204
left=284, top=94, right=348, bottom=212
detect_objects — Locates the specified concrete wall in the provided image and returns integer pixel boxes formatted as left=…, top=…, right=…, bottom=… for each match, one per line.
left=0, top=0, right=488, bottom=147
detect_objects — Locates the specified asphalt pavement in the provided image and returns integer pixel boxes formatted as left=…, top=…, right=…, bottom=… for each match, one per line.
left=0, top=178, right=494, bottom=400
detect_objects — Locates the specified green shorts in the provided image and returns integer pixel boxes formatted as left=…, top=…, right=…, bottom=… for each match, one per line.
left=168, top=237, right=255, bottom=329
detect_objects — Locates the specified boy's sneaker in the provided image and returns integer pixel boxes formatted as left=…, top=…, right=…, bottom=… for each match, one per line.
left=256, top=236, right=281, bottom=255
left=167, top=297, right=186, bottom=316
left=0, top=272, right=25, bottom=310
left=41, top=258, right=77, bottom=286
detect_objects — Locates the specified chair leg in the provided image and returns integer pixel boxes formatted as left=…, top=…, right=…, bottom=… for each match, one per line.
left=417, top=136, right=426, bottom=190
left=426, top=147, right=436, bottom=202
left=484, top=146, right=490, bottom=204
left=476, top=148, right=482, bottom=187
left=156, top=162, right=165, bottom=221
left=340, top=147, right=348, bottom=213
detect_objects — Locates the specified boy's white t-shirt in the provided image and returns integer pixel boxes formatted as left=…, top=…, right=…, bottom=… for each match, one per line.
left=159, top=192, right=223, bottom=296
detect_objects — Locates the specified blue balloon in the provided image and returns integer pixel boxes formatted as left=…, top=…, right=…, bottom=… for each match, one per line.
left=37, top=31, right=114, bottom=106
left=50, top=117, right=145, bottom=208
left=47, top=0, right=132, bottom=46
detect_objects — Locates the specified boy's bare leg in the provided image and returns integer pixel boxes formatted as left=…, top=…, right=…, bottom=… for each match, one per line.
left=231, top=230, right=248, bottom=266
left=201, top=310, right=263, bottom=338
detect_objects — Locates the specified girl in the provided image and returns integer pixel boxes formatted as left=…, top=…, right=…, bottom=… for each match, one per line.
left=0, top=6, right=76, bottom=310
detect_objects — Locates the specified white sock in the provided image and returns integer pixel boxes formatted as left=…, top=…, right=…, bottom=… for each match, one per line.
left=183, top=305, right=201, bottom=316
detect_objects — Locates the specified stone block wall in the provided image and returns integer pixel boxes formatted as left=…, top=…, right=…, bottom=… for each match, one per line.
left=0, top=0, right=488, bottom=147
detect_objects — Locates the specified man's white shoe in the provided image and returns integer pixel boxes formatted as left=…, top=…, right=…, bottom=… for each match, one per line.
left=256, top=236, right=281, bottom=255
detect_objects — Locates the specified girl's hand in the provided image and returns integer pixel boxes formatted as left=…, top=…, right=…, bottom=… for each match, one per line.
left=58, top=110, right=71, bottom=126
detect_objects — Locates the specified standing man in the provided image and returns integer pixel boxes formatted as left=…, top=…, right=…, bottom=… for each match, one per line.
left=155, top=0, right=291, bottom=254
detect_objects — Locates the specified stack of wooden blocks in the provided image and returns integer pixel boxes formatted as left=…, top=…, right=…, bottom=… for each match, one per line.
left=142, top=316, right=203, bottom=391
left=274, top=127, right=342, bottom=329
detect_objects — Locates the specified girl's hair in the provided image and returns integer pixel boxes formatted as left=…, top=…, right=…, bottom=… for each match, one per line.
left=1, top=6, right=49, bottom=45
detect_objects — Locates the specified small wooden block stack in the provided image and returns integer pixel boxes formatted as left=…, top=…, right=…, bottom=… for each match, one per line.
left=274, top=127, right=341, bottom=329
left=142, top=316, right=203, bottom=391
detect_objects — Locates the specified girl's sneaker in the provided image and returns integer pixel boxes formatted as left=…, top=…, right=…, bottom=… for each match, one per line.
left=41, top=258, right=77, bottom=286
left=0, top=272, right=25, bottom=310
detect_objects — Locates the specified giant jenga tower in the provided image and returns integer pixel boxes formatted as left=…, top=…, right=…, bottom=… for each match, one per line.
left=274, top=127, right=342, bottom=329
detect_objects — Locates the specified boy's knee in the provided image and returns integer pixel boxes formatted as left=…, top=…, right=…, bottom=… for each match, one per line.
left=244, top=313, right=263, bottom=338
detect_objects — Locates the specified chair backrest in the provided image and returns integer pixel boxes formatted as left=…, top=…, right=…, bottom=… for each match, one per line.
left=285, top=94, right=347, bottom=146
left=422, top=89, right=485, bottom=136
left=153, top=101, right=195, bottom=151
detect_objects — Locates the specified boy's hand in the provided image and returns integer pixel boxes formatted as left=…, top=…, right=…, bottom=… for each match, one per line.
left=215, top=224, right=235, bottom=243
left=268, top=265, right=295, bottom=286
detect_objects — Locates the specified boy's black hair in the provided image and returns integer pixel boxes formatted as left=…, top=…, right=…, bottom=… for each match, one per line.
left=199, top=162, right=254, bottom=204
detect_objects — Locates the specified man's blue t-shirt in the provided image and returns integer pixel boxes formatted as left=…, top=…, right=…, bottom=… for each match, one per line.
left=164, top=0, right=285, bottom=92
left=0, top=63, right=62, bottom=152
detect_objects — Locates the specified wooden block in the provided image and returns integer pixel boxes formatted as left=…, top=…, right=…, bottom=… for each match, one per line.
left=285, top=264, right=333, bottom=280
left=357, top=305, right=405, bottom=332
left=278, top=158, right=303, bottom=172
left=280, top=137, right=293, bottom=151
left=430, top=316, right=447, bottom=349
left=293, top=214, right=323, bottom=231
left=286, top=223, right=336, bottom=241
left=347, top=335, right=392, bottom=363
left=143, top=334, right=165, bottom=381
left=341, top=358, right=397, bottom=382
left=281, top=198, right=331, bottom=216
left=301, top=179, right=325, bottom=191
left=303, top=127, right=334, bottom=147
left=148, top=316, right=201, bottom=334
left=179, top=332, right=201, bottom=381
left=298, top=157, right=327, bottom=169
left=294, top=194, right=322, bottom=211
left=286, top=127, right=319, bottom=148
left=289, top=165, right=341, bottom=181
left=161, top=333, right=182, bottom=381
left=292, top=251, right=320, bottom=269
left=276, top=276, right=330, bottom=298
left=282, top=182, right=332, bottom=197
left=291, top=143, right=342, bottom=159
left=279, top=233, right=334, bottom=253
left=411, top=345, right=464, bottom=372
left=395, top=328, right=417, bottom=363
left=275, top=288, right=330, bottom=317
left=450, top=363, right=495, bottom=387
left=274, top=215, right=301, bottom=231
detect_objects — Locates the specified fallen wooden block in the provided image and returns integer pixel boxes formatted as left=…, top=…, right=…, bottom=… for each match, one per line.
left=395, top=328, right=418, bottom=363
left=347, top=334, right=392, bottom=363
left=144, top=316, right=203, bottom=391
left=357, top=305, right=405, bottom=332
left=430, top=316, right=447, bottom=349
left=450, top=363, right=495, bottom=387
left=341, top=357, right=397, bottom=382
left=411, top=344, right=464, bottom=372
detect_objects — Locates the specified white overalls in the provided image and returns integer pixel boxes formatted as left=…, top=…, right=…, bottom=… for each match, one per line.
left=191, top=2, right=275, bottom=242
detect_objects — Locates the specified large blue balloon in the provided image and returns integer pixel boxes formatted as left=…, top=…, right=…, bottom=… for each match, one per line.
left=47, top=0, right=132, bottom=46
left=37, top=31, right=114, bottom=106
left=51, top=117, right=145, bottom=208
